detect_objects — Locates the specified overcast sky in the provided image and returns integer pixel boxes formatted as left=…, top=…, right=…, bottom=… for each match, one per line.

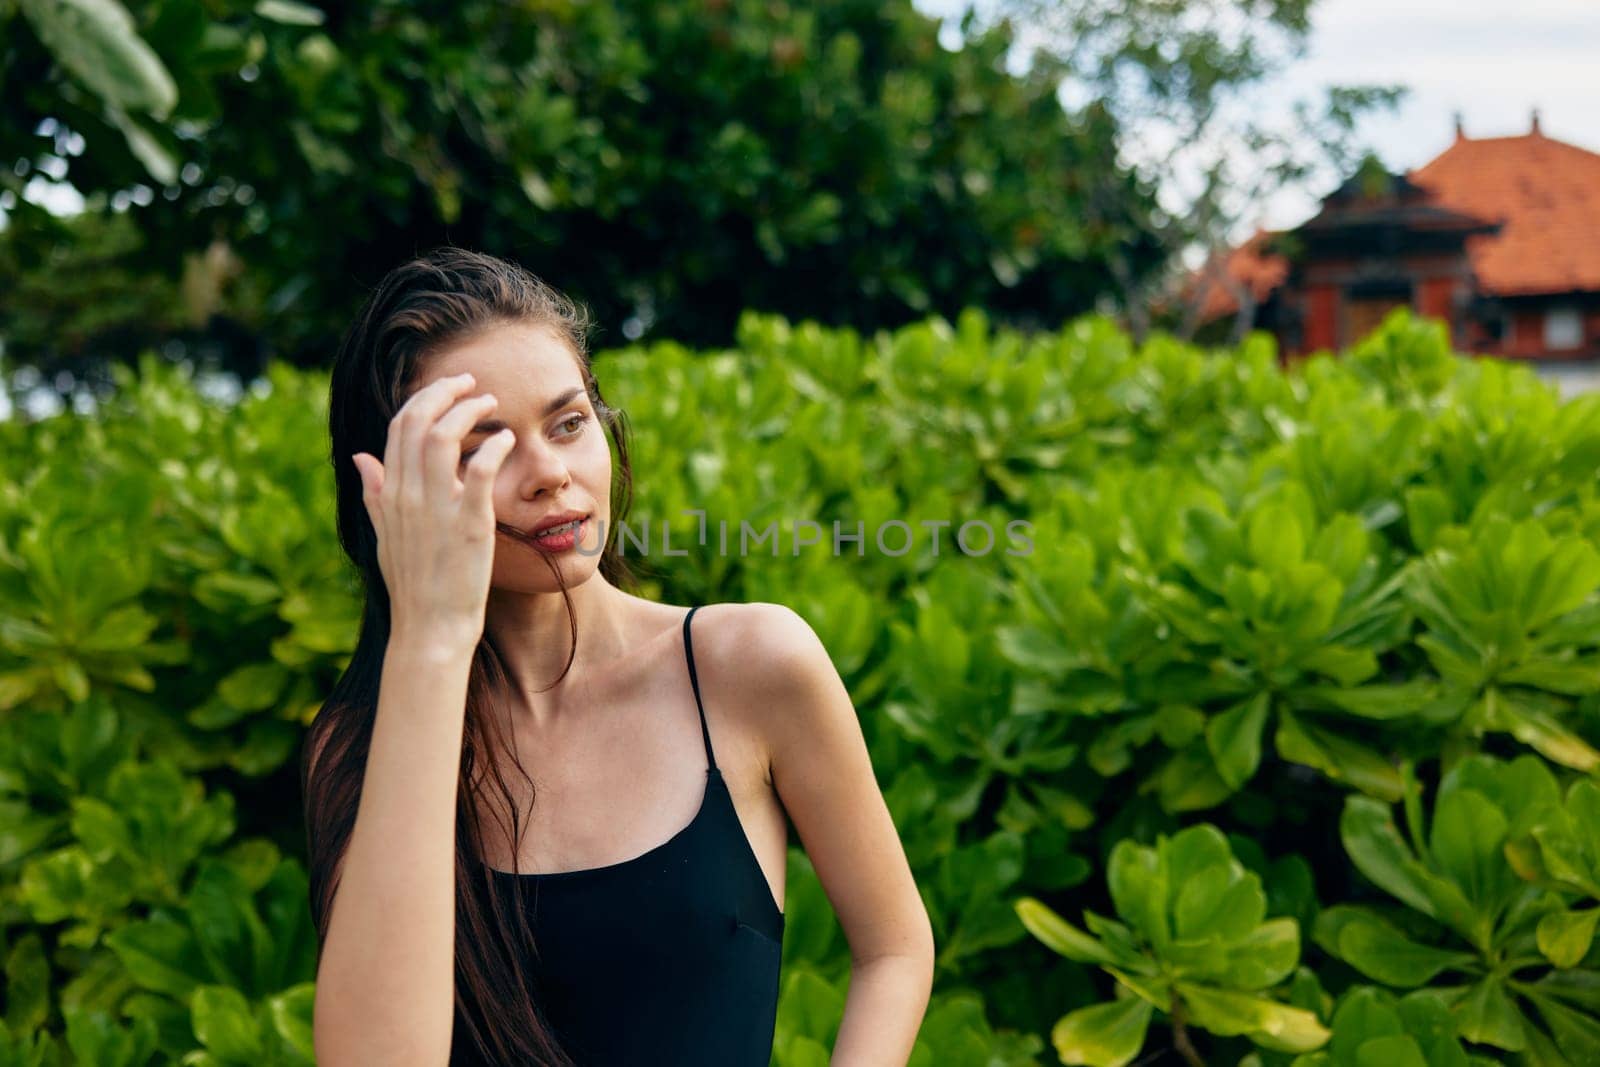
left=1257, top=0, right=1600, bottom=226
left=918, top=0, right=1600, bottom=230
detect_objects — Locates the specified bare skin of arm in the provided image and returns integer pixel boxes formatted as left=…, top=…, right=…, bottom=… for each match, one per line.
left=721, top=602, right=936, bottom=1064
left=311, top=629, right=476, bottom=1067
left=313, top=369, right=517, bottom=1066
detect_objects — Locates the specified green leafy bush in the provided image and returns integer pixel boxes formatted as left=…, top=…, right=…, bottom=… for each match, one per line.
left=1016, top=825, right=1328, bottom=1065
left=3, top=306, right=1599, bottom=1064
left=1290, top=985, right=1492, bottom=1067
left=1318, top=754, right=1600, bottom=1059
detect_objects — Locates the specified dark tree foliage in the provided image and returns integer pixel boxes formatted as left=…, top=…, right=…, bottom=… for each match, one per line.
left=0, top=0, right=1162, bottom=397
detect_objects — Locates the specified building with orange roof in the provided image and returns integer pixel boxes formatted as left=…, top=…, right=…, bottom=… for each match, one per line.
left=1191, top=230, right=1289, bottom=328
left=1199, top=113, right=1600, bottom=367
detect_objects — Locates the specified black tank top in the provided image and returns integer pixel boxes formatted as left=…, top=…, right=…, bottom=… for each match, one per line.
left=449, top=605, right=785, bottom=1065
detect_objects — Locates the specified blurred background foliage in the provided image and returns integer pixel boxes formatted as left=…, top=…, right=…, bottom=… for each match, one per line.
left=1, top=0, right=1399, bottom=412
left=1, top=0, right=1169, bottom=398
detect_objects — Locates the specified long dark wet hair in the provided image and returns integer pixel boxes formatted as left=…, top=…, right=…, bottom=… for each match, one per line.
left=301, top=246, right=639, bottom=1065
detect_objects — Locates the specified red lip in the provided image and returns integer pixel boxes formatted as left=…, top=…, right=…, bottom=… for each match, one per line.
left=529, top=510, right=587, bottom=535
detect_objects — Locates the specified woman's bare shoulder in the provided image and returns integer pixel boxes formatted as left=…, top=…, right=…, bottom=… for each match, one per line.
left=684, top=601, right=830, bottom=781
left=688, top=600, right=814, bottom=656
left=688, top=601, right=834, bottom=704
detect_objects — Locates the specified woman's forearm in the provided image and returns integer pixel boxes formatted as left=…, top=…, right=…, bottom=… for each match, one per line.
left=829, top=952, right=936, bottom=1066
left=312, top=629, right=476, bottom=1067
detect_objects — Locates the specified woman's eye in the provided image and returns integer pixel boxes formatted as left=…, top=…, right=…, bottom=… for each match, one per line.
left=460, top=415, right=583, bottom=466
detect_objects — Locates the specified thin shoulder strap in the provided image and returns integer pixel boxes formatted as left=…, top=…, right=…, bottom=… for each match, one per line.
left=683, top=605, right=718, bottom=774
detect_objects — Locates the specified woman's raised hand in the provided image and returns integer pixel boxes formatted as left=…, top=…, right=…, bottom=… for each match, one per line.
left=350, top=372, right=515, bottom=645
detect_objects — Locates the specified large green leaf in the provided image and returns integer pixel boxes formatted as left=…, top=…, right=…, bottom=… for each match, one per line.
left=1177, top=983, right=1330, bottom=1052
left=1453, top=977, right=1528, bottom=1051
left=1014, top=898, right=1124, bottom=968
left=1429, top=789, right=1510, bottom=914
left=1276, top=714, right=1403, bottom=800
left=1314, top=906, right=1475, bottom=987
left=1206, top=692, right=1271, bottom=790
left=1340, top=796, right=1477, bottom=939
left=1214, top=918, right=1301, bottom=990
left=1173, top=862, right=1265, bottom=946
left=1107, top=839, right=1169, bottom=950
left=190, top=985, right=264, bottom=1060
left=1537, top=908, right=1600, bottom=970
left=104, top=916, right=209, bottom=999
left=1531, top=780, right=1600, bottom=898
left=19, top=0, right=178, bottom=117
left=1049, top=997, right=1153, bottom=1067
left=1524, top=991, right=1600, bottom=1062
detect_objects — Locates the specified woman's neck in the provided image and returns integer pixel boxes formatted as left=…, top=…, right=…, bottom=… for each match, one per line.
left=482, top=578, right=653, bottom=729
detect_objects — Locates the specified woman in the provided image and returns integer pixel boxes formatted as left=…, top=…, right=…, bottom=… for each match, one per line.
left=302, top=247, right=933, bottom=1066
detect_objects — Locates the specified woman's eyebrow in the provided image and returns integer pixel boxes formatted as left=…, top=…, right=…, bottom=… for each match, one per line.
left=470, top=386, right=587, bottom=433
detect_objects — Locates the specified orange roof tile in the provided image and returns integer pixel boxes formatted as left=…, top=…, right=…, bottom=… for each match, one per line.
left=1191, top=229, right=1289, bottom=322
left=1410, top=128, right=1600, bottom=296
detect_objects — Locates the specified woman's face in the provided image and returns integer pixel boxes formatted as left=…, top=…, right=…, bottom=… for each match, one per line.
left=414, top=320, right=612, bottom=591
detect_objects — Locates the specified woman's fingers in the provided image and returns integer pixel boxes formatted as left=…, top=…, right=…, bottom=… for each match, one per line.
left=387, top=372, right=479, bottom=504
left=425, top=392, right=499, bottom=492
left=463, top=428, right=516, bottom=520
left=354, top=369, right=518, bottom=633
left=353, top=453, right=384, bottom=518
